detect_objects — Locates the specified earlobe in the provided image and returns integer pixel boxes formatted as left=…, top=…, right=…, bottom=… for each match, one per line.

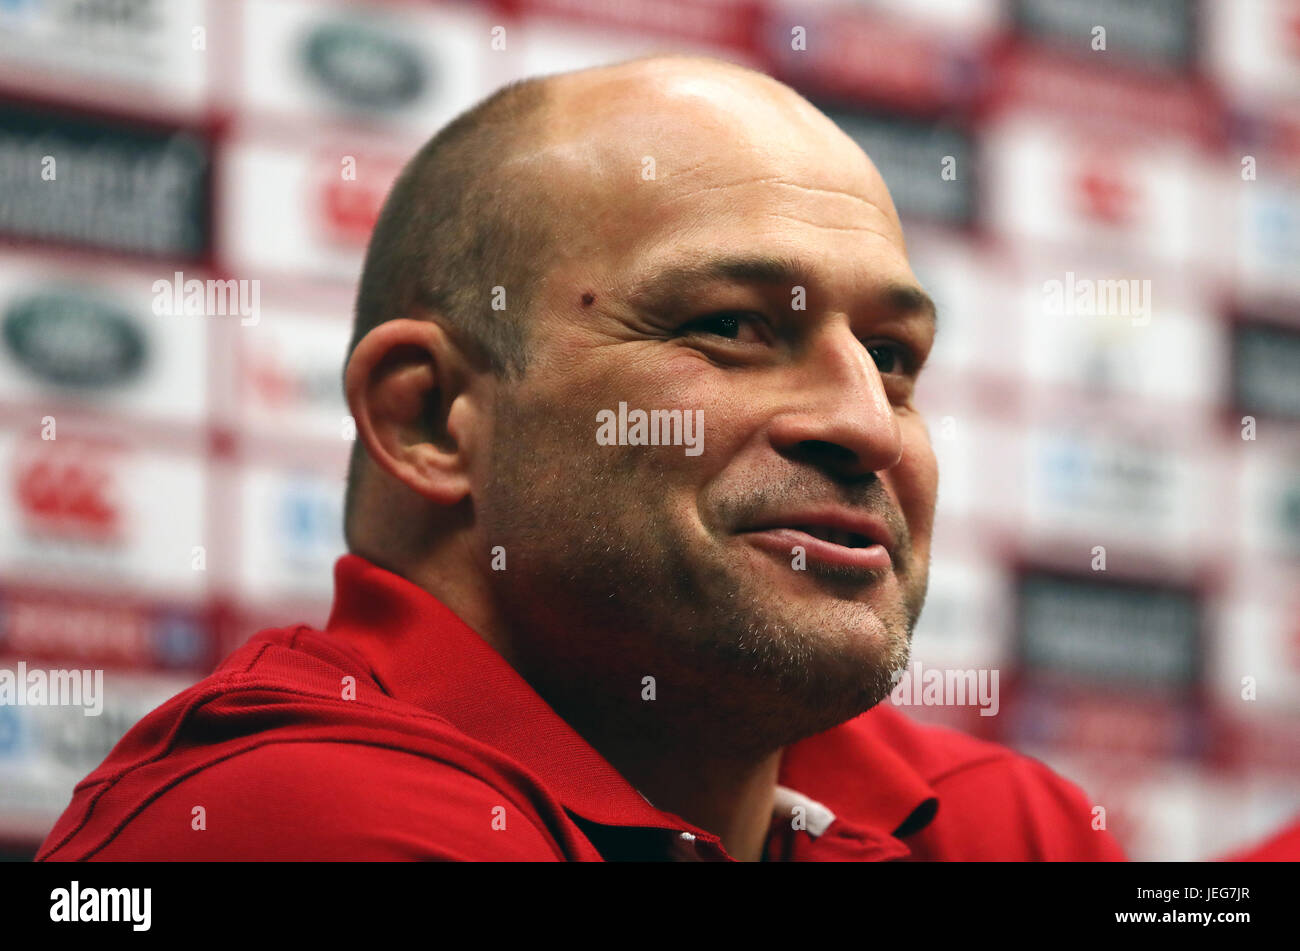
left=344, top=319, right=474, bottom=507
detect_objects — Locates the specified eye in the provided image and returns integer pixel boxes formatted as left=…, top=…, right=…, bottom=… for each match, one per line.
left=866, top=341, right=912, bottom=375
left=679, top=311, right=766, bottom=342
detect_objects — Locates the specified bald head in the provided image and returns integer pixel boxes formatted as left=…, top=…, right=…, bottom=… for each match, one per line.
left=348, top=53, right=891, bottom=378
left=534, top=55, right=904, bottom=262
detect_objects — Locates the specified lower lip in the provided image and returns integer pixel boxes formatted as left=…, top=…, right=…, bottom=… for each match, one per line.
left=741, top=528, right=892, bottom=570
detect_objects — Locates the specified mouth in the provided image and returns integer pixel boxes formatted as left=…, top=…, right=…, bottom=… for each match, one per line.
left=737, top=510, right=895, bottom=572
left=782, top=525, right=877, bottom=548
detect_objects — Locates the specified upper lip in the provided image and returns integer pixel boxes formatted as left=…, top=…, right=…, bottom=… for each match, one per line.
left=740, top=507, right=896, bottom=553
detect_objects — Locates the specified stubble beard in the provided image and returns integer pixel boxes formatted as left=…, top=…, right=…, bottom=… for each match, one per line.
left=480, top=395, right=928, bottom=759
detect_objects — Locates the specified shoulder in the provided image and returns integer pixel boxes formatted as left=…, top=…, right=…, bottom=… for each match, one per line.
left=1218, top=817, right=1300, bottom=862
left=857, top=702, right=1021, bottom=779
left=92, top=740, right=567, bottom=861
left=39, top=628, right=572, bottom=861
left=860, top=705, right=1127, bottom=861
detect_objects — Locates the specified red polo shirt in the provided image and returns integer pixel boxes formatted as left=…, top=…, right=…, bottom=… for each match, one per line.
left=1219, top=818, right=1300, bottom=861
left=38, top=555, right=1126, bottom=862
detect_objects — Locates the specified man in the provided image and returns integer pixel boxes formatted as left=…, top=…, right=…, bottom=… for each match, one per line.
left=40, top=55, right=1125, bottom=862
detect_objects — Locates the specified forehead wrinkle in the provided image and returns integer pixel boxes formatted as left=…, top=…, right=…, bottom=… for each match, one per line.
left=661, top=175, right=897, bottom=222
left=765, top=212, right=901, bottom=239
left=657, top=173, right=905, bottom=252
left=660, top=174, right=883, bottom=204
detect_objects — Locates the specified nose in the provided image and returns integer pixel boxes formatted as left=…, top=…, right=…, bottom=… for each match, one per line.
left=766, top=321, right=903, bottom=480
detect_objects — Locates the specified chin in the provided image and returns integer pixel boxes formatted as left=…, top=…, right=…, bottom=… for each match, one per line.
left=730, top=603, right=907, bottom=690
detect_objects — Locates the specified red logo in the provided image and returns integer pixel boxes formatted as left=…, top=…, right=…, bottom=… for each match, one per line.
left=247, top=350, right=296, bottom=408
left=1288, top=602, right=1300, bottom=670
left=1074, top=162, right=1138, bottom=227
left=318, top=152, right=404, bottom=245
left=15, top=441, right=121, bottom=542
left=1287, top=13, right=1300, bottom=58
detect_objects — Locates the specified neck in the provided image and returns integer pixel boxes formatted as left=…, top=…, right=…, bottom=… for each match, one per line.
left=393, top=549, right=787, bottom=862
left=624, top=748, right=784, bottom=862
left=519, top=659, right=789, bottom=862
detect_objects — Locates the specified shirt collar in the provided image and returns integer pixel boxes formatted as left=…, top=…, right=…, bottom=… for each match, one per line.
left=324, top=554, right=938, bottom=856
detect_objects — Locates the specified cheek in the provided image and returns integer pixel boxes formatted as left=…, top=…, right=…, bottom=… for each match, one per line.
left=599, top=354, right=747, bottom=476
left=893, top=426, right=938, bottom=546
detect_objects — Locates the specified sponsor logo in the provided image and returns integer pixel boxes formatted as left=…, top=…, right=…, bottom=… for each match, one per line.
left=0, top=704, right=18, bottom=756
left=14, top=440, right=121, bottom=542
left=318, top=150, right=404, bottom=244
left=1073, top=161, right=1138, bottom=227
left=1013, top=0, right=1193, bottom=67
left=1017, top=572, right=1200, bottom=690
left=0, top=0, right=162, bottom=35
left=150, top=613, right=206, bottom=668
left=300, top=20, right=427, bottom=110
left=1039, top=436, right=1173, bottom=522
left=0, top=592, right=206, bottom=669
left=277, top=478, right=344, bottom=569
left=246, top=347, right=342, bottom=412
left=3, top=290, right=146, bottom=387
left=1233, top=322, right=1300, bottom=420
left=0, top=105, right=209, bottom=258
left=823, top=106, right=975, bottom=226
left=1282, top=480, right=1300, bottom=550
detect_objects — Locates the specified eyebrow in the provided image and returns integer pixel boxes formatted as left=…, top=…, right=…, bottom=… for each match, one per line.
left=624, top=252, right=937, bottom=327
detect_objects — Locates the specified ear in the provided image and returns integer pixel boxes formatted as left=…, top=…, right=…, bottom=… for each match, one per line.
left=344, top=318, right=480, bottom=508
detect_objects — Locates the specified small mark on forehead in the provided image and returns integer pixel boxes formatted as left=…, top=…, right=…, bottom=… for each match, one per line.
left=581, top=292, right=596, bottom=307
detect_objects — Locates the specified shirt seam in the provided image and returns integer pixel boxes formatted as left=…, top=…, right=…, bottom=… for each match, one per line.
left=47, top=736, right=568, bottom=862
left=922, top=750, right=1020, bottom=788
left=41, top=678, right=490, bottom=859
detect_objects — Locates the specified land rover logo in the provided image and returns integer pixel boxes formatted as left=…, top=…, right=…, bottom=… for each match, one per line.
left=1283, top=481, right=1300, bottom=541
left=302, top=21, right=427, bottom=109
left=3, top=292, right=146, bottom=387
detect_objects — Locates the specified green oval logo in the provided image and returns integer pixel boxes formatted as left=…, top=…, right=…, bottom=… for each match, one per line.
left=302, top=21, right=427, bottom=109
left=3, top=291, right=147, bottom=387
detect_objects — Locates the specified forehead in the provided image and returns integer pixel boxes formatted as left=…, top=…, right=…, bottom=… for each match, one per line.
left=534, top=65, right=912, bottom=298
